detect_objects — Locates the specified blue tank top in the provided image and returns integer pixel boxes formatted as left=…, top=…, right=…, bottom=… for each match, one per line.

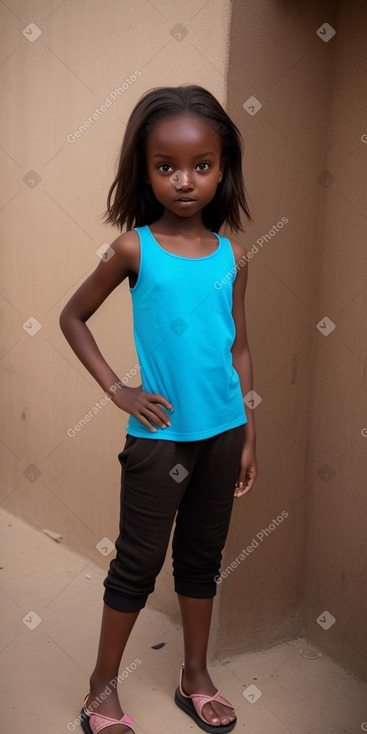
left=126, top=225, right=247, bottom=441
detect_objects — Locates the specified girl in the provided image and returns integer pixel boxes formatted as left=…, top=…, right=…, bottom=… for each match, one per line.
left=60, top=85, right=258, bottom=734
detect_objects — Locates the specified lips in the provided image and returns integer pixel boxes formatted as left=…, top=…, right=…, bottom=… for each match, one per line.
left=176, top=197, right=196, bottom=202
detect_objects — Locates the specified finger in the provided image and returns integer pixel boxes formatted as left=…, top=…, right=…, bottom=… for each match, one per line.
left=146, top=393, right=173, bottom=410
left=134, top=413, right=158, bottom=432
left=143, top=404, right=172, bottom=427
left=144, top=399, right=172, bottom=426
left=234, top=472, right=257, bottom=498
left=235, top=482, right=253, bottom=498
left=140, top=406, right=171, bottom=429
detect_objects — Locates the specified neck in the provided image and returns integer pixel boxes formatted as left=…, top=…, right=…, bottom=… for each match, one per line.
left=152, top=210, right=210, bottom=236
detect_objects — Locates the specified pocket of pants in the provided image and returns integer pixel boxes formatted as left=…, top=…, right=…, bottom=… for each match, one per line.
left=118, top=435, right=160, bottom=472
left=117, top=435, right=138, bottom=470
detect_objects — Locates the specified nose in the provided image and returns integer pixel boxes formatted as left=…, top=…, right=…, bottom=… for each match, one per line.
left=179, top=171, right=192, bottom=189
left=170, top=169, right=194, bottom=190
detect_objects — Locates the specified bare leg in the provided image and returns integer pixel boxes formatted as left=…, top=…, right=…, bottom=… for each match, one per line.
left=86, top=603, right=140, bottom=734
left=177, top=595, right=236, bottom=728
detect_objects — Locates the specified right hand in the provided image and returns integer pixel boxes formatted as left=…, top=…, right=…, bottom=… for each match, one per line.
left=111, top=385, right=173, bottom=432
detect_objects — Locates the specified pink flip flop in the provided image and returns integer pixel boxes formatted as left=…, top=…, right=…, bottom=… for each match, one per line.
left=80, top=693, right=135, bottom=734
left=174, top=664, right=237, bottom=733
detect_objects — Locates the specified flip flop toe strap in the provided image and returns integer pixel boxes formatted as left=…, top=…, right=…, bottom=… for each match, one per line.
left=190, top=690, right=235, bottom=722
left=83, top=695, right=135, bottom=734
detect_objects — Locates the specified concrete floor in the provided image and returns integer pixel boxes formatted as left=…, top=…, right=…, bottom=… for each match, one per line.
left=1, top=507, right=366, bottom=734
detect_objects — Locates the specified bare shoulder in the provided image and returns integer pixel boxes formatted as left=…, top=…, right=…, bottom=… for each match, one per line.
left=227, top=237, right=249, bottom=296
left=228, top=237, right=248, bottom=265
left=111, top=229, right=139, bottom=257
left=109, top=229, right=140, bottom=271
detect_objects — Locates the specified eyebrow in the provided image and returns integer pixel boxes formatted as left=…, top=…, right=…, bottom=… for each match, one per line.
left=152, top=151, right=216, bottom=159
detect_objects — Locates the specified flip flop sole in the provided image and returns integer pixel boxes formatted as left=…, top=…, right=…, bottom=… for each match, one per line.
left=174, top=687, right=237, bottom=733
left=80, top=708, right=93, bottom=734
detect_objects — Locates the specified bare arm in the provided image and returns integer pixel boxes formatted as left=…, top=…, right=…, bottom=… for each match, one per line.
left=230, top=240, right=258, bottom=496
left=60, top=236, right=129, bottom=394
left=59, top=232, right=172, bottom=431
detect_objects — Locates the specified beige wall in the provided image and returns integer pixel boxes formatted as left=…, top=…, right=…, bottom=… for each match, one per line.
left=216, top=0, right=367, bottom=681
left=0, top=0, right=230, bottom=561
left=1, top=0, right=367, bottom=681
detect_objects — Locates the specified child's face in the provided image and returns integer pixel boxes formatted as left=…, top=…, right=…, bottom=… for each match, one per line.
left=144, top=115, right=223, bottom=220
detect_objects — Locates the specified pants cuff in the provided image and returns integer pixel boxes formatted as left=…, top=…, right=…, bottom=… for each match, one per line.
left=174, top=579, right=217, bottom=598
left=103, top=589, right=148, bottom=612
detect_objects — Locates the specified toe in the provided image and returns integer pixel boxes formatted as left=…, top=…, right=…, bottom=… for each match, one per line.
left=201, top=702, right=221, bottom=726
left=210, top=701, right=236, bottom=726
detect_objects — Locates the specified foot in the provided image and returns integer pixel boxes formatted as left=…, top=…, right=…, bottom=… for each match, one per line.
left=181, top=667, right=236, bottom=728
left=85, top=681, right=132, bottom=734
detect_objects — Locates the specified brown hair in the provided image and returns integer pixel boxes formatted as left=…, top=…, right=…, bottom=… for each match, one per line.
left=103, top=85, right=252, bottom=233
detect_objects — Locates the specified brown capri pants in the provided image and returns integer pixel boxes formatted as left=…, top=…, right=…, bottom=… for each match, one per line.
left=103, top=424, right=245, bottom=612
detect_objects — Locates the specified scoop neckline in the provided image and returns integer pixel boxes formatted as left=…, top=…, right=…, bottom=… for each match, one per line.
left=145, top=225, right=222, bottom=261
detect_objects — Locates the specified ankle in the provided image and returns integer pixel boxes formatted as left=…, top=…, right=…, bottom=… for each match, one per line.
left=89, top=672, right=117, bottom=698
left=181, top=666, right=216, bottom=697
left=183, top=662, right=208, bottom=676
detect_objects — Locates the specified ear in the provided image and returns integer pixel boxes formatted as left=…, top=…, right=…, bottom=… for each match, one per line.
left=218, top=158, right=226, bottom=182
